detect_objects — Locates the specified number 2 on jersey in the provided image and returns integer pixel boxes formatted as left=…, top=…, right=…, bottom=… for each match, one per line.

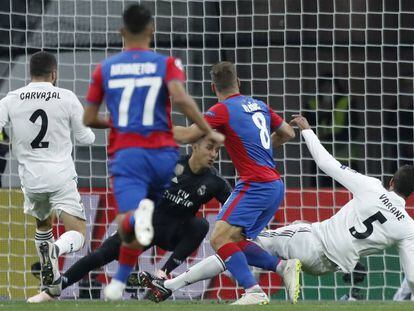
left=108, top=77, right=162, bottom=127
left=30, top=109, right=49, bottom=149
left=252, top=112, right=270, bottom=149
left=349, top=211, right=387, bottom=239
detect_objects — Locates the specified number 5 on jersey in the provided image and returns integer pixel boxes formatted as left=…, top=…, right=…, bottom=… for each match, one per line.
left=108, top=77, right=162, bottom=127
left=349, top=211, right=387, bottom=239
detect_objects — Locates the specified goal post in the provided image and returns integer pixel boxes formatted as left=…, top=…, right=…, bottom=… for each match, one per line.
left=0, top=0, right=413, bottom=301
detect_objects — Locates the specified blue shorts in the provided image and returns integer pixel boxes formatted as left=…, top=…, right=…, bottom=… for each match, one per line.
left=110, top=147, right=179, bottom=214
left=216, top=179, right=284, bottom=239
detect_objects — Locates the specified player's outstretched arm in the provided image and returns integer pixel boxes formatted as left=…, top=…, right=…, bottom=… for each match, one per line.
left=173, top=124, right=204, bottom=145
left=271, top=121, right=295, bottom=148
left=290, top=114, right=368, bottom=194
left=168, top=80, right=224, bottom=145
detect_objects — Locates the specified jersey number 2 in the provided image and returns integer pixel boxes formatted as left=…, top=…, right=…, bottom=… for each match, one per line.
left=252, top=112, right=270, bottom=149
left=30, top=109, right=49, bottom=149
left=349, top=211, right=387, bottom=239
left=108, top=77, right=162, bottom=127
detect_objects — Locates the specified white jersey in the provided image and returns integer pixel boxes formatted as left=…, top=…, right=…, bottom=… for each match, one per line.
left=301, top=129, right=414, bottom=293
left=0, top=82, right=95, bottom=192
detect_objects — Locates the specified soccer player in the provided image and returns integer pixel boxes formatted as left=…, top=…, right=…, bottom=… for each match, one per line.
left=82, top=4, right=224, bottom=300
left=171, top=62, right=297, bottom=305
left=27, top=136, right=231, bottom=302
left=0, top=51, right=95, bottom=300
left=147, top=115, right=414, bottom=301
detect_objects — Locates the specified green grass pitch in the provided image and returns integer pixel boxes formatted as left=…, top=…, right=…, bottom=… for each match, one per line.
left=1, top=301, right=413, bottom=311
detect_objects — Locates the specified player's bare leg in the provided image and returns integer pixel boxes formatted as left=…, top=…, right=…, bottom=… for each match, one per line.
left=104, top=199, right=154, bottom=301
left=210, top=221, right=269, bottom=305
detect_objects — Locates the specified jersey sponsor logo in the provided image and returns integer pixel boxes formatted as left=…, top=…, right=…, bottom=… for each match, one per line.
left=110, top=62, right=157, bottom=76
left=163, top=189, right=194, bottom=208
left=379, top=194, right=405, bottom=221
left=19, top=91, right=61, bottom=101
left=197, top=185, right=206, bottom=196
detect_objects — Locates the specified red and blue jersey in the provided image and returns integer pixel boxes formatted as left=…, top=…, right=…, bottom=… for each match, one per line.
left=204, top=94, right=284, bottom=182
left=86, top=48, right=185, bottom=154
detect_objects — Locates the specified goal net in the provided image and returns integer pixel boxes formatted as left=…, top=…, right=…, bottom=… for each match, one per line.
left=1, top=0, right=413, bottom=301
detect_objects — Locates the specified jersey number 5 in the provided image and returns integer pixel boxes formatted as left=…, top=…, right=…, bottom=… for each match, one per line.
left=349, top=211, right=387, bottom=239
left=252, top=112, right=270, bottom=149
left=108, top=77, right=162, bottom=127
left=30, top=109, right=49, bottom=149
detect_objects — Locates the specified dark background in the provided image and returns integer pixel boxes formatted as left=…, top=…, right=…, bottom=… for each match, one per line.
left=0, top=0, right=413, bottom=188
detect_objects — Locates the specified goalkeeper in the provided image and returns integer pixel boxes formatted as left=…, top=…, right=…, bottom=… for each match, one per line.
left=27, top=136, right=231, bottom=302
left=143, top=115, right=414, bottom=302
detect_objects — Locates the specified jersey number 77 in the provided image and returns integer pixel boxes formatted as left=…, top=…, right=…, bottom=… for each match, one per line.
left=108, top=77, right=162, bottom=127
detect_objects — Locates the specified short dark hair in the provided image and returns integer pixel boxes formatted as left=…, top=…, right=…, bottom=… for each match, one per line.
left=30, top=51, right=57, bottom=77
left=393, top=165, right=414, bottom=198
left=123, top=4, right=152, bottom=35
left=210, top=61, right=238, bottom=92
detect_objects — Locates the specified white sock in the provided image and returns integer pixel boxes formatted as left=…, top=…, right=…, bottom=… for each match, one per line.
left=55, top=230, right=85, bottom=256
left=35, top=228, right=54, bottom=262
left=164, top=255, right=225, bottom=292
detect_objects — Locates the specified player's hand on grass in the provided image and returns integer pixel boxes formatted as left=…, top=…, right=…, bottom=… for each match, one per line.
left=206, top=130, right=225, bottom=145
left=289, top=115, right=311, bottom=130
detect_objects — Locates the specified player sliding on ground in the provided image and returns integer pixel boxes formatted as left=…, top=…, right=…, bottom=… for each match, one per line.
left=144, top=115, right=414, bottom=302
left=144, top=61, right=298, bottom=306
left=82, top=4, right=224, bottom=301
left=0, top=51, right=95, bottom=301
left=27, top=137, right=231, bottom=302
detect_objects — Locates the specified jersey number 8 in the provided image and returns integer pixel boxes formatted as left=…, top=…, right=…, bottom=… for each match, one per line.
left=252, top=112, right=270, bottom=149
left=108, top=77, right=162, bottom=127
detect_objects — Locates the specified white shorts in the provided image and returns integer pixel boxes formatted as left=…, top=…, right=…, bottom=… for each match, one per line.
left=255, top=223, right=338, bottom=275
left=23, top=179, right=86, bottom=221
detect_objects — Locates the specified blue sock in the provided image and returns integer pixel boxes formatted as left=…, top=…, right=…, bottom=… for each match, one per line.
left=239, top=240, right=279, bottom=271
left=113, top=263, right=133, bottom=283
left=217, top=243, right=257, bottom=289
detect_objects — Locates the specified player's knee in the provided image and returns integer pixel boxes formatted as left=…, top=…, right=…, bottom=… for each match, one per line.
left=60, top=211, right=87, bottom=238
left=210, top=221, right=244, bottom=251
left=188, top=217, right=209, bottom=240
left=210, top=232, right=227, bottom=251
